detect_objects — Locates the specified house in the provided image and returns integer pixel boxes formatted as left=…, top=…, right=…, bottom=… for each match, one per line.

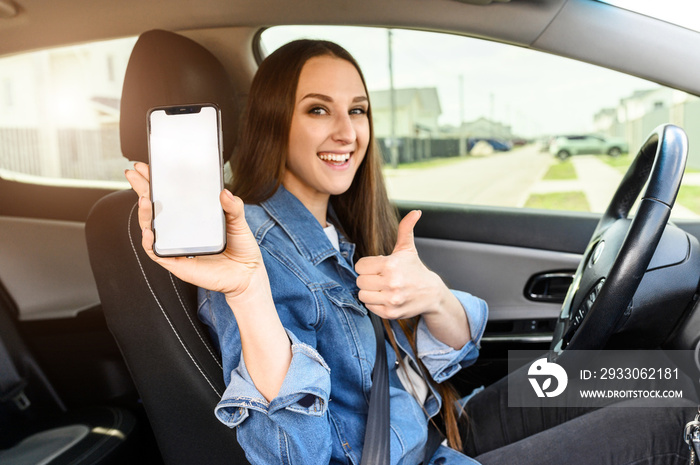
left=592, top=108, right=616, bottom=134
left=450, top=117, right=513, bottom=140
left=369, top=87, right=441, bottom=138
left=592, top=86, right=700, bottom=168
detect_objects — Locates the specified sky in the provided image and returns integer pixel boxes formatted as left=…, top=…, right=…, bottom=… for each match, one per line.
left=261, top=26, right=664, bottom=138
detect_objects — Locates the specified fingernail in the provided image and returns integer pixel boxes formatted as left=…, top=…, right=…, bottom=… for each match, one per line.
left=223, top=189, right=234, bottom=200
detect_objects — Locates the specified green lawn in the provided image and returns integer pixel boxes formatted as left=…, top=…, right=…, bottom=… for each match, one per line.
left=677, top=185, right=700, bottom=215
left=601, top=153, right=633, bottom=173
left=543, top=160, right=577, bottom=180
left=525, top=191, right=590, bottom=211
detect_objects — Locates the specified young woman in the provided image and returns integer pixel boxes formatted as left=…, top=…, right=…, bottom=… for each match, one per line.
left=126, top=39, right=694, bottom=465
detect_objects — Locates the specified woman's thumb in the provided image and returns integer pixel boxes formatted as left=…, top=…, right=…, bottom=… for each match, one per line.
left=392, top=210, right=421, bottom=253
left=220, top=189, right=248, bottom=233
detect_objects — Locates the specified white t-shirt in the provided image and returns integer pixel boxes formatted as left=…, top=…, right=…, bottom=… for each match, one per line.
left=324, top=223, right=340, bottom=251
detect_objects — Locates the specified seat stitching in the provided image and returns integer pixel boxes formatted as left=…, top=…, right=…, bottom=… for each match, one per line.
left=127, top=203, right=221, bottom=397
left=169, top=273, right=223, bottom=369
left=620, top=452, right=687, bottom=465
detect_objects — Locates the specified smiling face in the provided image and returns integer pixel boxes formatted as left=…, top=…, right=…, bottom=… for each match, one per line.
left=282, top=55, right=370, bottom=221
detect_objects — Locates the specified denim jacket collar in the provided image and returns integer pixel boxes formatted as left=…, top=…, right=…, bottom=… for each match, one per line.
left=260, top=186, right=356, bottom=268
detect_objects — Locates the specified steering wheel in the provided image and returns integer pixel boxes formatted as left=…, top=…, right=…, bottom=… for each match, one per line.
left=550, top=124, right=688, bottom=357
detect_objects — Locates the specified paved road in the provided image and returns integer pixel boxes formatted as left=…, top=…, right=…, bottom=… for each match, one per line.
left=383, top=146, right=699, bottom=219
left=383, top=144, right=552, bottom=207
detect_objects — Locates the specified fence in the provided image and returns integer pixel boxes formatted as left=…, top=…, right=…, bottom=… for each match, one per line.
left=0, top=125, right=124, bottom=181
left=376, top=137, right=462, bottom=165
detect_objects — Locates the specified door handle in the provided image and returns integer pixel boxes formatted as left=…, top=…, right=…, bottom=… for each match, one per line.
left=524, top=271, right=575, bottom=303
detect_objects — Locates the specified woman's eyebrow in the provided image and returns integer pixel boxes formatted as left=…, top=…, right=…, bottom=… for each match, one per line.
left=301, top=93, right=332, bottom=102
left=300, top=93, right=368, bottom=103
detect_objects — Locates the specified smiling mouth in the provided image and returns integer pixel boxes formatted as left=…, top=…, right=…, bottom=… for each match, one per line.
left=318, top=152, right=352, bottom=165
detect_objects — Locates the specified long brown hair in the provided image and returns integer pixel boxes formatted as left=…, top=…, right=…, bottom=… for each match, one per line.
left=230, top=39, right=463, bottom=450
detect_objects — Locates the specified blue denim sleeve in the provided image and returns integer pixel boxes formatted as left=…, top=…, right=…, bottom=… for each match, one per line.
left=416, top=289, right=488, bottom=383
left=213, top=329, right=334, bottom=464
left=214, top=329, right=330, bottom=426
left=198, top=246, right=335, bottom=464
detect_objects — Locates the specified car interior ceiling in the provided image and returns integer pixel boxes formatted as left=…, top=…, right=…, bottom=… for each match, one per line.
left=2, top=1, right=700, bottom=96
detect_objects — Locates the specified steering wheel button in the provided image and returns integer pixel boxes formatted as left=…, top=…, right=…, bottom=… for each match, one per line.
left=590, top=240, right=605, bottom=266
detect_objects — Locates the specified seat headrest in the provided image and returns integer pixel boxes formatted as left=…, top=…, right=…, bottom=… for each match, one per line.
left=120, top=29, right=237, bottom=163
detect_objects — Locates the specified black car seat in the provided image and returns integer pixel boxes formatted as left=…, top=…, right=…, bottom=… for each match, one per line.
left=85, top=30, right=248, bottom=465
left=0, top=282, right=137, bottom=464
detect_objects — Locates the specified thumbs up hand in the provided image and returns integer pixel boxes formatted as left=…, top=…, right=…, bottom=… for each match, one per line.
left=392, top=209, right=421, bottom=254
left=356, top=210, right=472, bottom=348
left=355, top=210, right=446, bottom=321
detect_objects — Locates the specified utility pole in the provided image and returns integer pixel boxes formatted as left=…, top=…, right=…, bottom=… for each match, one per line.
left=490, top=92, right=495, bottom=138
left=388, top=29, right=399, bottom=168
left=459, top=74, right=467, bottom=156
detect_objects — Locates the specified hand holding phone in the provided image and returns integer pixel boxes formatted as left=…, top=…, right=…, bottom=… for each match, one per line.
left=126, top=162, right=272, bottom=302
left=147, top=104, right=226, bottom=257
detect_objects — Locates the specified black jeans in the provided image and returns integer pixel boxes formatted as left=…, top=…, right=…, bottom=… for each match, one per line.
left=461, top=370, right=696, bottom=465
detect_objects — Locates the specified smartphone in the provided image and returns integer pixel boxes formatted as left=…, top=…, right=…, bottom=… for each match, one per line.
left=147, top=104, right=226, bottom=257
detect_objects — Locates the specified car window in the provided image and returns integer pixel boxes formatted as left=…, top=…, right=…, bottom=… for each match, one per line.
left=0, top=37, right=137, bottom=188
left=260, top=26, right=700, bottom=219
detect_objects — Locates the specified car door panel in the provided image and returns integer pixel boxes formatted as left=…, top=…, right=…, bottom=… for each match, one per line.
left=0, top=177, right=117, bottom=222
left=397, top=204, right=590, bottom=387
left=400, top=202, right=600, bottom=254
left=400, top=202, right=700, bottom=344
left=415, top=237, right=580, bottom=322
left=397, top=202, right=594, bottom=352
left=0, top=216, right=99, bottom=321
left=0, top=179, right=134, bottom=408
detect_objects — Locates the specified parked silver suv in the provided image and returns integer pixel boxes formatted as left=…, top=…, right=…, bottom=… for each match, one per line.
left=549, top=134, right=629, bottom=160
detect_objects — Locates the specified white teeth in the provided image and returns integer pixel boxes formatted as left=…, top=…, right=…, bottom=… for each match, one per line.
left=318, top=153, right=351, bottom=163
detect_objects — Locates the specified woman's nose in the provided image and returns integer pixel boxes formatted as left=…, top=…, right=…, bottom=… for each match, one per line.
left=332, top=113, right=356, bottom=143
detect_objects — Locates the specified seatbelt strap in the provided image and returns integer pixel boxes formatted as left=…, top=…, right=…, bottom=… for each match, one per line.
left=0, top=335, right=30, bottom=410
left=408, top=331, right=445, bottom=465
left=422, top=422, right=444, bottom=464
left=360, top=312, right=390, bottom=465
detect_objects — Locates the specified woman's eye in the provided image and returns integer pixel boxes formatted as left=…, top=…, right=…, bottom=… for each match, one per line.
left=350, top=107, right=367, bottom=116
left=309, top=106, right=328, bottom=115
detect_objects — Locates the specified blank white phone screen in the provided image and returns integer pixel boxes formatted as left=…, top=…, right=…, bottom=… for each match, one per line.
left=148, top=106, right=225, bottom=256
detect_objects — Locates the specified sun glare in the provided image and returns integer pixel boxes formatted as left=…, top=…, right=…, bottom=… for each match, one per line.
left=597, top=0, right=700, bottom=33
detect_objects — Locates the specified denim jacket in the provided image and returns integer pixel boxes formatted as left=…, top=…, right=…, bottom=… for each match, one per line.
left=198, top=186, right=488, bottom=465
